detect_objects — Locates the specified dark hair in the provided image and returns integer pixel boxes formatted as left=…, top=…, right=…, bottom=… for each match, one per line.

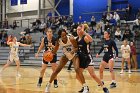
left=44, top=27, right=52, bottom=32
left=105, top=28, right=111, bottom=35
left=57, top=29, right=67, bottom=39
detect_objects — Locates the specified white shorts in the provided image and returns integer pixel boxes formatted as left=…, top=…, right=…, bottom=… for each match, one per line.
left=8, top=53, right=19, bottom=63
left=64, top=52, right=75, bottom=60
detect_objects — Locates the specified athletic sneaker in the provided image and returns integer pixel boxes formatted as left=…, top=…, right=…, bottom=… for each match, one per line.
left=54, top=79, right=58, bottom=88
left=45, top=83, right=51, bottom=93
left=103, top=87, right=109, bottom=93
left=110, top=82, right=116, bottom=88
left=37, top=77, right=42, bottom=87
left=78, top=86, right=89, bottom=92
left=120, top=70, right=123, bottom=74
left=128, top=70, right=132, bottom=74
left=98, top=81, right=104, bottom=86
left=16, top=73, right=21, bottom=77
left=82, top=86, right=89, bottom=93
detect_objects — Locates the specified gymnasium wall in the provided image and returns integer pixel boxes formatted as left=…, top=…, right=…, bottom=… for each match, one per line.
left=55, top=0, right=70, bottom=16
left=128, top=0, right=140, bottom=13
left=73, top=0, right=108, bottom=22
left=6, top=0, right=54, bottom=25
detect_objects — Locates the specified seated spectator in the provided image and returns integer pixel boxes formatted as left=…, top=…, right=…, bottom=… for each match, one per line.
left=122, top=25, right=133, bottom=41
left=1, top=31, right=8, bottom=46
left=12, top=20, right=18, bottom=29
left=25, top=34, right=32, bottom=44
left=90, top=16, right=96, bottom=29
left=113, top=12, right=120, bottom=25
left=134, top=30, right=140, bottom=41
left=106, top=12, right=113, bottom=22
left=109, top=16, right=117, bottom=27
left=88, top=27, right=95, bottom=38
left=114, top=26, right=121, bottom=41
left=95, top=23, right=102, bottom=38
left=19, top=35, right=26, bottom=44
left=136, top=8, right=140, bottom=19
left=104, top=21, right=111, bottom=31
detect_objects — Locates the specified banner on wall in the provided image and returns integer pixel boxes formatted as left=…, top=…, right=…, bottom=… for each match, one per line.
left=11, top=0, right=18, bottom=6
left=20, top=0, right=27, bottom=4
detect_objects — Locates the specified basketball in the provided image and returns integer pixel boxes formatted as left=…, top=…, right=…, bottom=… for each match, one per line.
left=43, top=51, right=54, bottom=62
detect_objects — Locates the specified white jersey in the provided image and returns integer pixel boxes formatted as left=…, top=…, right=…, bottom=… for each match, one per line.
left=10, top=42, right=19, bottom=55
left=8, top=42, right=19, bottom=62
left=59, top=36, right=75, bottom=60
left=121, top=45, right=130, bottom=58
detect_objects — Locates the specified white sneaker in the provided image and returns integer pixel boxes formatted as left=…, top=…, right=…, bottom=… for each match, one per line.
left=16, top=73, right=21, bottom=77
left=45, top=83, right=51, bottom=93
left=82, top=86, right=89, bottom=93
left=128, top=70, right=132, bottom=74
left=120, top=70, right=123, bottom=74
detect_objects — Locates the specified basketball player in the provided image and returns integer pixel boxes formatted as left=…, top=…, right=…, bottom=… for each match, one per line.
left=35, top=28, right=58, bottom=88
left=120, top=40, right=131, bottom=74
left=45, top=29, right=89, bottom=93
left=96, top=31, right=118, bottom=88
left=76, top=25, right=109, bottom=93
left=0, top=36, right=31, bottom=77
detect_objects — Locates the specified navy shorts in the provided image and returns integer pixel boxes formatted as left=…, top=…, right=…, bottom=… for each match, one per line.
left=103, top=53, right=113, bottom=63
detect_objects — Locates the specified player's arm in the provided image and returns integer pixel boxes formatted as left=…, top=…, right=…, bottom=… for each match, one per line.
left=18, top=42, right=31, bottom=47
left=112, top=41, right=118, bottom=57
left=36, top=38, right=45, bottom=54
left=84, top=32, right=93, bottom=43
left=96, top=44, right=104, bottom=58
left=7, top=35, right=13, bottom=46
left=69, top=36, right=78, bottom=52
left=52, top=40, right=59, bottom=54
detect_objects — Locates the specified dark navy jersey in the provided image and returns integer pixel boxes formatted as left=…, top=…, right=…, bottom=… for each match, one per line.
left=98, top=39, right=118, bottom=57
left=44, top=36, right=56, bottom=51
left=77, top=35, right=90, bottom=54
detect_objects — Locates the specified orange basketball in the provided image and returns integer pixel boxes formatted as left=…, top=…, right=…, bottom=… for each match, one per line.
left=43, top=51, right=53, bottom=62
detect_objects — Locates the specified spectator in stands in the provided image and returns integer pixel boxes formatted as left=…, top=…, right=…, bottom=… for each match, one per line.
left=104, top=21, right=111, bottom=31
left=1, top=31, right=8, bottom=47
left=109, top=16, right=117, bottom=27
left=134, top=30, right=140, bottom=41
left=67, top=15, right=73, bottom=28
left=88, top=27, right=95, bottom=38
left=102, top=12, right=106, bottom=23
left=95, top=23, right=102, bottom=39
left=90, top=16, right=96, bottom=29
left=114, top=26, right=121, bottom=41
left=122, top=25, right=133, bottom=41
left=136, top=8, right=140, bottom=19
left=113, top=12, right=120, bottom=25
left=125, top=4, right=132, bottom=20
left=19, top=35, right=26, bottom=44
left=106, top=12, right=113, bottom=22
left=130, top=41, right=137, bottom=69
left=25, top=34, right=32, bottom=44
left=133, top=17, right=140, bottom=30
left=78, top=16, right=83, bottom=24
left=39, top=22, right=46, bottom=35
left=12, top=20, right=17, bottom=29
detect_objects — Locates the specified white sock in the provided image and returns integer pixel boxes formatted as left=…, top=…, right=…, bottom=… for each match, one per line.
left=112, top=80, right=116, bottom=83
left=83, top=83, right=87, bottom=87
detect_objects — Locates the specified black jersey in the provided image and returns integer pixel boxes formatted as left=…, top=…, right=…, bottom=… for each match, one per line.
left=44, top=36, right=56, bottom=51
left=98, top=39, right=118, bottom=57
left=77, top=35, right=90, bottom=54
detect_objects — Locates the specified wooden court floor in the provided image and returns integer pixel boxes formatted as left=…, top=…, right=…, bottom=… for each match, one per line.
left=0, top=66, right=140, bottom=93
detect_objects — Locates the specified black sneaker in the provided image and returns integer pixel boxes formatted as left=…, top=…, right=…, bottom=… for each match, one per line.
left=54, top=79, right=58, bottom=88
left=110, top=82, right=116, bottom=88
left=78, top=86, right=89, bottom=93
left=37, top=77, right=42, bottom=87
left=37, top=83, right=41, bottom=87
left=103, top=87, right=109, bottom=93
left=98, top=81, right=104, bottom=86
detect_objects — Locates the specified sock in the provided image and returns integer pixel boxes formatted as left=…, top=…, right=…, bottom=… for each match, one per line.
left=38, top=77, right=42, bottom=84
left=112, top=80, right=115, bottom=83
left=54, top=79, right=57, bottom=84
left=83, top=83, right=87, bottom=87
